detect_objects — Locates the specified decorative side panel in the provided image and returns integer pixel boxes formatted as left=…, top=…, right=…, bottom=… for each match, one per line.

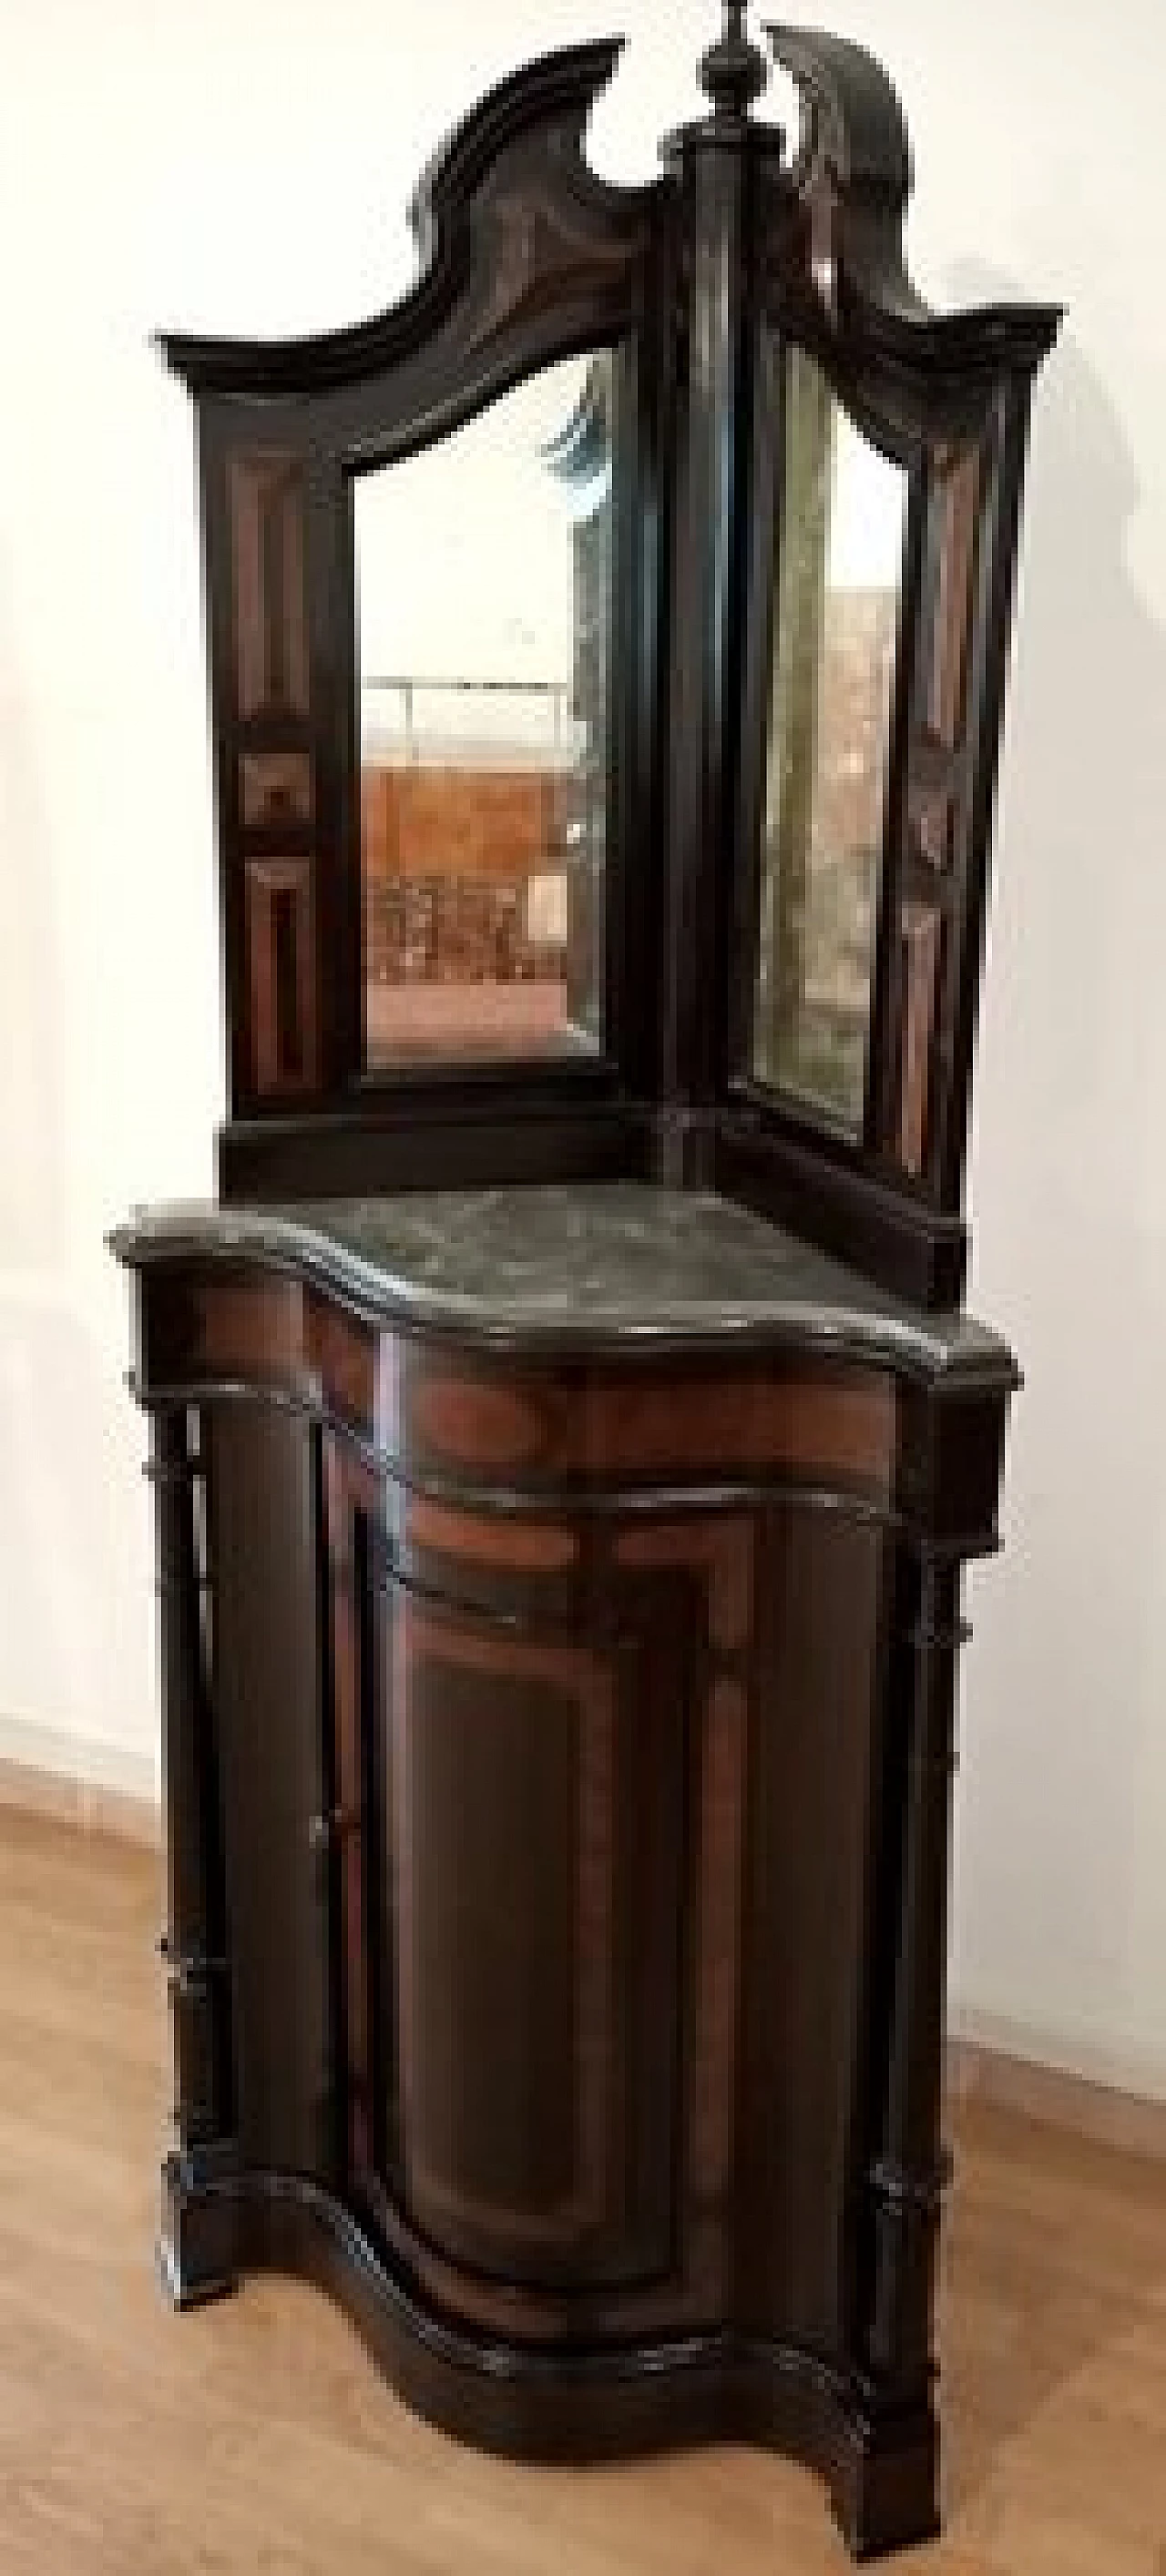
left=240, top=750, right=314, bottom=829
left=244, top=857, right=318, bottom=1092
left=211, top=439, right=333, bottom=1109
left=402, top=1345, right=897, bottom=1495
left=893, top=899, right=944, bottom=1176
left=228, top=453, right=311, bottom=723
left=735, top=1502, right=892, bottom=2353
left=922, top=446, right=987, bottom=753
left=207, top=1405, right=331, bottom=2182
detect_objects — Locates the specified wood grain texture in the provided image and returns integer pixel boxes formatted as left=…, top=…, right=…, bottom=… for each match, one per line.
left=2, top=1807, right=1164, bottom=2576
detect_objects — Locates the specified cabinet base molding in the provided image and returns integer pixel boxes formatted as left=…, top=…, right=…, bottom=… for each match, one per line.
left=159, top=2153, right=939, bottom=2561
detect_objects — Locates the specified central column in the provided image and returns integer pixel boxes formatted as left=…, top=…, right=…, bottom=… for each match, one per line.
left=659, top=5, right=781, bottom=1176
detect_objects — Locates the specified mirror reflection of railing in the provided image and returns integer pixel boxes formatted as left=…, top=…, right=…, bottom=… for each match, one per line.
left=361, top=676, right=601, bottom=1065
left=363, top=676, right=576, bottom=768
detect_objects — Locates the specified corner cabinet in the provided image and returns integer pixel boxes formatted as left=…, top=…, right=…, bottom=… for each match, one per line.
left=117, top=1191, right=1016, bottom=2557
left=116, top=2, right=1057, bottom=2557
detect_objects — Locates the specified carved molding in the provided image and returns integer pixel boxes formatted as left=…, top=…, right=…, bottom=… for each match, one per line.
left=159, top=42, right=656, bottom=404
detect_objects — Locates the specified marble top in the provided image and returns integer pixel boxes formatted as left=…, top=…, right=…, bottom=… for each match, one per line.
left=110, top=1183, right=1017, bottom=1386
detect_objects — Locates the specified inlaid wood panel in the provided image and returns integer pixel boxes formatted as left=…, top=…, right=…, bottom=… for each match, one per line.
left=403, top=1495, right=577, bottom=1573
left=736, top=1504, right=893, bottom=2353
left=404, top=1355, right=898, bottom=1495
left=135, top=1277, right=901, bottom=1502
left=138, top=1272, right=380, bottom=1441
left=227, top=453, right=311, bottom=724
left=895, top=899, right=945, bottom=1176
left=240, top=750, right=313, bottom=830
left=378, top=1583, right=686, bottom=2291
left=132, top=1267, right=1010, bottom=1563
left=923, top=444, right=987, bottom=754
left=244, top=859, right=318, bottom=1094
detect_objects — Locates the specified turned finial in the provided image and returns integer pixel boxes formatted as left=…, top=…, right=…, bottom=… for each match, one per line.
left=698, top=0, right=768, bottom=120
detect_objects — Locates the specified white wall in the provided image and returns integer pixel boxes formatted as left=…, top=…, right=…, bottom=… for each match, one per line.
left=2, top=0, right=1163, bottom=2090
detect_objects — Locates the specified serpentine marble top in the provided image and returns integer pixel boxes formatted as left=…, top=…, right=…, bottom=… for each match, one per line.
left=111, top=1183, right=1016, bottom=1386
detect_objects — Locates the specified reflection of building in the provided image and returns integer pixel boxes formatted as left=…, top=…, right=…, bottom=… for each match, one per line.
left=361, top=682, right=574, bottom=1058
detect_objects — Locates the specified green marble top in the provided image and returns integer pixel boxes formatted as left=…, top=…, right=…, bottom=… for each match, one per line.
left=110, top=1182, right=1017, bottom=1388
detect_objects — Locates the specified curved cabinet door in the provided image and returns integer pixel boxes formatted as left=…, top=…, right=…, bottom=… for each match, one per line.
left=321, top=1443, right=691, bottom=2298
left=380, top=1581, right=687, bottom=2291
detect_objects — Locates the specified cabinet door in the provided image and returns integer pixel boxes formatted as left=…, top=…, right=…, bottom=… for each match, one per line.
left=382, top=1585, right=690, bottom=2289
left=321, top=1448, right=690, bottom=2297
left=734, top=1502, right=894, bottom=2353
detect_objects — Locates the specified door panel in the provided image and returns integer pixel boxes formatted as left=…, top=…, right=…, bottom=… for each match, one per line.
left=380, top=1583, right=687, bottom=2291
left=735, top=1502, right=893, bottom=2352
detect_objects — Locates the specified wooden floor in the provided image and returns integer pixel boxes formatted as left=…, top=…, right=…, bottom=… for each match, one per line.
left=1, top=1809, right=1164, bottom=2575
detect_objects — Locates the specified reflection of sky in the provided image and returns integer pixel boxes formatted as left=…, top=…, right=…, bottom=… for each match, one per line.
left=826, top=415, right=907, bottom=594
left=355, top=358, right=596, bottom=688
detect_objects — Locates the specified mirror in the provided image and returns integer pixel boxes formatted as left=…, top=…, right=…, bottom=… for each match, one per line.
left=356, top=357, right=613, bottom=1067
left=752, top=348, right=908, bottom=1133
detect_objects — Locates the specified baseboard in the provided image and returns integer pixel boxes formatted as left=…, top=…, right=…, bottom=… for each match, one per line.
left=0, top=1718, right=159, bottom=1848
left=947, top=2026, right=1166, bottom=2162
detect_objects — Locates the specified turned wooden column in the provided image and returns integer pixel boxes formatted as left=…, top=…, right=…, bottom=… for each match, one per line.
left=864, top=1541, right=965, bottom=2393
left=149, top=1401, right=237, bottom=2298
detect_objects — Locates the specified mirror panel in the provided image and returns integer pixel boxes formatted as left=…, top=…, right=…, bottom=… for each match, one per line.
left=357, top=358, right=613, bottom=1068
left=752, top=348, right=908, bottom=1134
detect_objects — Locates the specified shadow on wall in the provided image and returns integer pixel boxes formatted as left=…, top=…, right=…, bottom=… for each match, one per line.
left=953, top=272, right=1166, bottom=2069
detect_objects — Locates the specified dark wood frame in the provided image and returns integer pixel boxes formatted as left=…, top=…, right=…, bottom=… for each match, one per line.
left=168, top=41, right=669, bottom=1190
left=715, top=38, right=1056, bottom=1300
left=160, top=16, right=1057, bottom=1308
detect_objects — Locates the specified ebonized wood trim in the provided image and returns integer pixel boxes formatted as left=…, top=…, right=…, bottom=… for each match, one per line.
left=161, top=2156, right=940, bottom=2559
